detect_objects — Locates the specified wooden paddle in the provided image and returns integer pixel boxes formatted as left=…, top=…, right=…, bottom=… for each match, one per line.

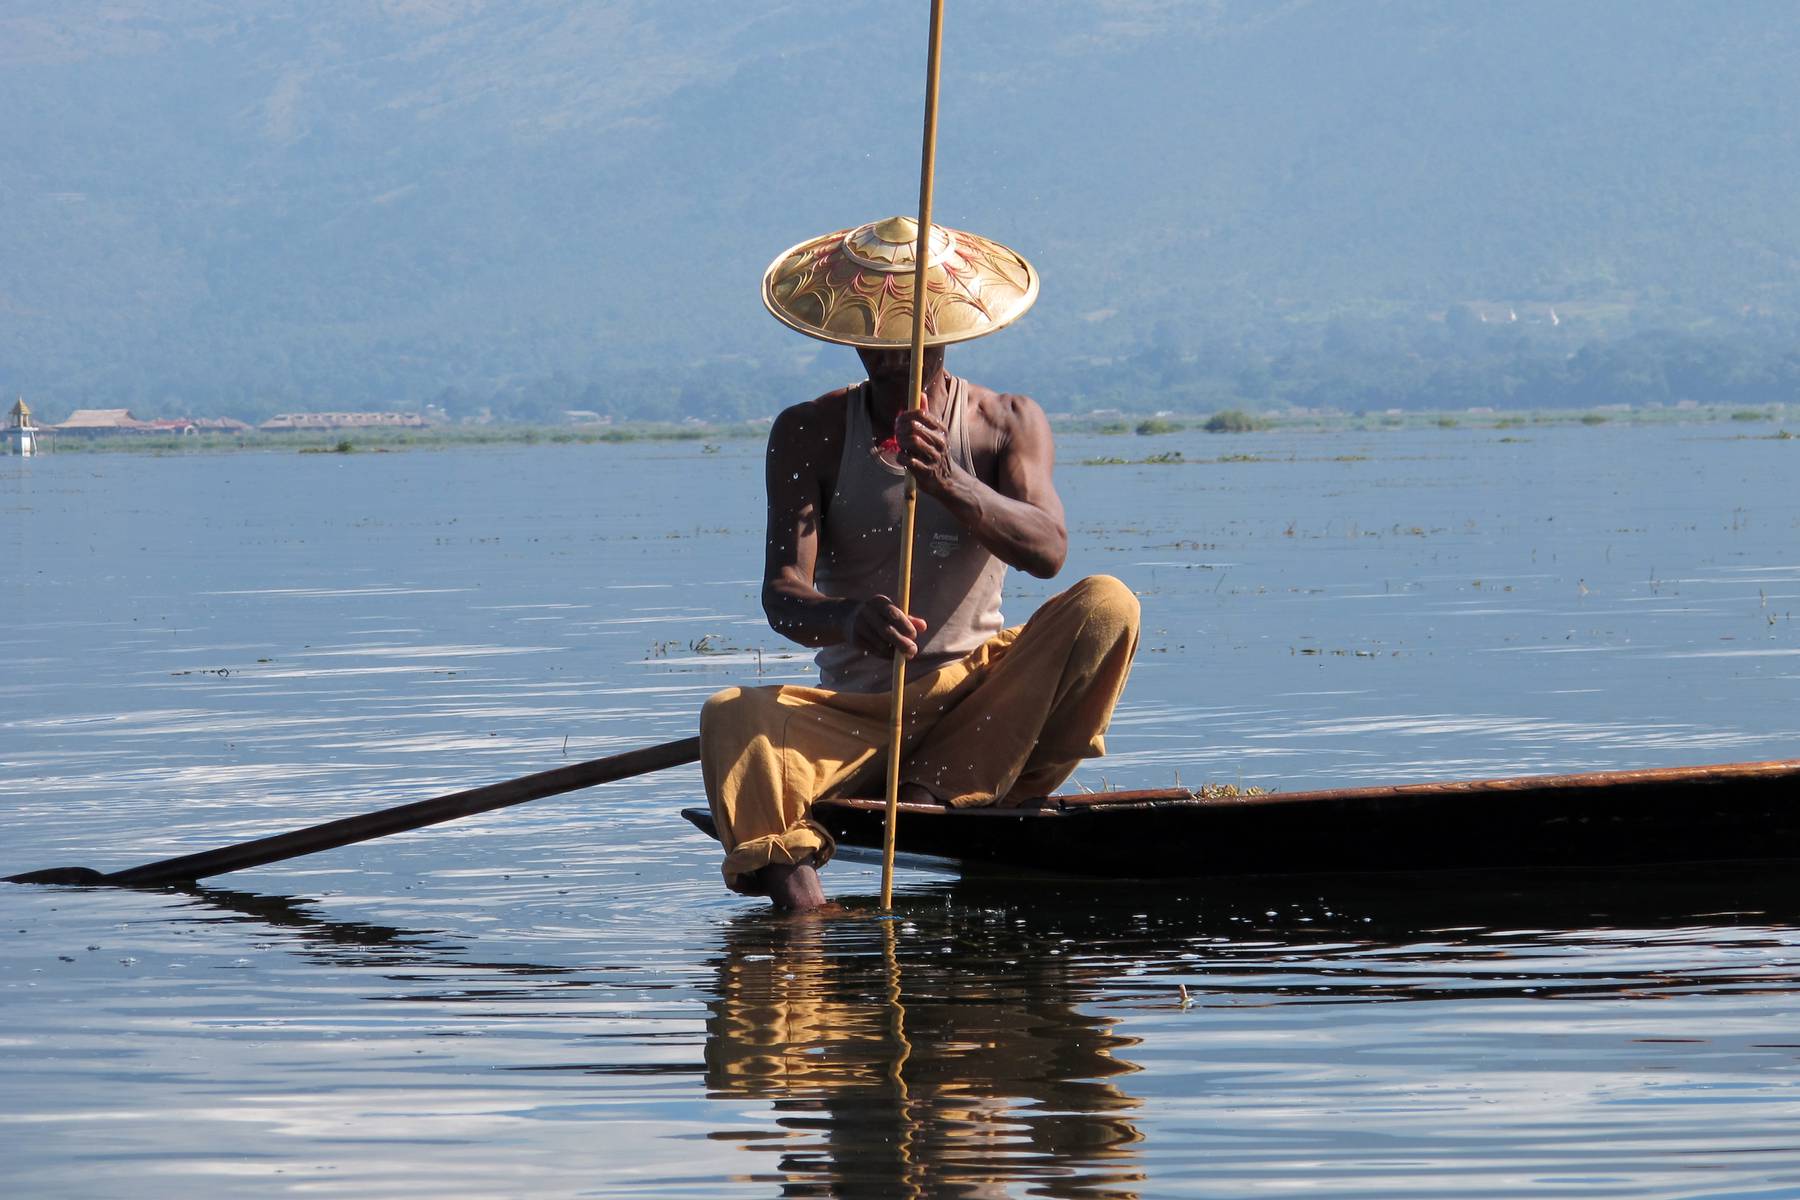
left=5, top=736, right=699, bottom=887
left=881, top=0, right=948, bottom=912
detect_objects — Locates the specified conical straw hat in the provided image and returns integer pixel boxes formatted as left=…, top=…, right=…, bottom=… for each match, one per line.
left=762, top=216, right=1039, bottom=348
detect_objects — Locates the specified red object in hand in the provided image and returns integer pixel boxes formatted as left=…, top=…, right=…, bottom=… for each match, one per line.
left=879, top=396, right=926, bottom=456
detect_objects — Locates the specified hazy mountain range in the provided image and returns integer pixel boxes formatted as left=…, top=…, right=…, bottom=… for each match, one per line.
left=5, top=1, right=1799, bottom=421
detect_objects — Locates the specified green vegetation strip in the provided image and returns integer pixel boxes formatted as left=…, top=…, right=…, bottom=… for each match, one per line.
left=28, top=405, right=1796, bottom=457
left=37, top=422, right=770, bottom=455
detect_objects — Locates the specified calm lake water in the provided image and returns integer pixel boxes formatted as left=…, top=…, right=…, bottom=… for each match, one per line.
left=4, top=422, right=1799, bottom=1198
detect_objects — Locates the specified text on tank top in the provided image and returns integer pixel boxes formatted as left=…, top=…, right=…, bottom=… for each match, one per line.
left=813, top=375, right=1008, bottom=693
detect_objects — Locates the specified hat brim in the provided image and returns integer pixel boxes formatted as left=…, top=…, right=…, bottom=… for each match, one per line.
left=761, top=220, right=1039, bottom=349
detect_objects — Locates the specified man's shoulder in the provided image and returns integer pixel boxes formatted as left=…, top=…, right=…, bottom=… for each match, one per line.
left=958, top=378, right=1051, bottom=442
left=771, top=386, right=856, bottom=438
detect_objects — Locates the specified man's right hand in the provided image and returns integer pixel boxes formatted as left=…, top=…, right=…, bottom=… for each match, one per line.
left=845, top=595, right=928, bottom=658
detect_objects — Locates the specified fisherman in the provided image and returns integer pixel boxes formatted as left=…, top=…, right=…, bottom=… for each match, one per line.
left=702, top=217, right=1140, bottom=910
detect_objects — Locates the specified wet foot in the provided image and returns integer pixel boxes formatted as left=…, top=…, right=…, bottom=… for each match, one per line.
left=758, top=861, right=827, bottom=912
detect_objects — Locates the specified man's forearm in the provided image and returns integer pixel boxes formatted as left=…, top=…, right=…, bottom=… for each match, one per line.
left=931, top=470, right=1067, bottom=578
left=761, top=584, right=858, bottom=648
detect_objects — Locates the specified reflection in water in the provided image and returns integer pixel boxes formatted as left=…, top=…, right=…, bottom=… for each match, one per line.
left=699, top=863, right=1800, bottom=1198
left=119, top=883, right=1149, bottom=1196
left=14, top=861, right=1800, bottom=1198
left=704, top=908, right=1144, bottom=1199
left=167, top=884, right=609, bottom=986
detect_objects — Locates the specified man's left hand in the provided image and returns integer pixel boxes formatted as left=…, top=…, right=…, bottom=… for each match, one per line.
left=894, top=406, right=961, bottom=497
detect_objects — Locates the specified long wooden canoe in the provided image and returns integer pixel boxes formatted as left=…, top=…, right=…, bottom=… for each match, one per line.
left=681, top=758, right=1800, bottom=877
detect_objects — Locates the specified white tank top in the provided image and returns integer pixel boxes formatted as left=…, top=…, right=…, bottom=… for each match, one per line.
left=812, top=375, right=1007, bottom=692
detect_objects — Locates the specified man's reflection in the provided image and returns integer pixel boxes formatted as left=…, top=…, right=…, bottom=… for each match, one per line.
left=703, top=906, right=1145, bottom=1199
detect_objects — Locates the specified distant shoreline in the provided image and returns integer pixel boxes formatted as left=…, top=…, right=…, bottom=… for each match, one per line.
left=16, top=405, right=1794, bottom=456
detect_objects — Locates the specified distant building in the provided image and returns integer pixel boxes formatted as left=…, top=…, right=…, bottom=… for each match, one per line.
left=143, top=418, right=199, bottom=436
left=49, top=410, right=250, bottom=437
left=53, top=408, right=156, bottom=435
left=5, top=396, right=38, bottom=456
left=259, top=412, right=429, bottom=432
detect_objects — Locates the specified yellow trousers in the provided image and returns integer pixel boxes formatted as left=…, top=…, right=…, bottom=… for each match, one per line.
left=701, top=575, right=1140, bottom=892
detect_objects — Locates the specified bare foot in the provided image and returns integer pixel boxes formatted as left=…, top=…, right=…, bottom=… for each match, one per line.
left=757, top=860, right=827, bottom=912
left=898, top=782, right=949, bottom=807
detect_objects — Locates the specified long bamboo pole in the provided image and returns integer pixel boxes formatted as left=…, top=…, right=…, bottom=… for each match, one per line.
left=881, top=0, right=948, bottom=910
left=6, top=737, right=700, bottom=887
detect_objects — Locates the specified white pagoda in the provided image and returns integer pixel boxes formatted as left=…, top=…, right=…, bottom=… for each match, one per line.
left=4, top=396, right=36, bottom=457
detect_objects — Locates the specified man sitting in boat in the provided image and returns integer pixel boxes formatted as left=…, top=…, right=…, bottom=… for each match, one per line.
left=701, top=217, right=1141, bottom=911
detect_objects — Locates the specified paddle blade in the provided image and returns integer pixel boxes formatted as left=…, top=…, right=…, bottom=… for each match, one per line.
left=6, top=866, right=108, bottom=885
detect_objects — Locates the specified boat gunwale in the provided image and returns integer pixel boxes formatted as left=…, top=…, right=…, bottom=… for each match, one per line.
left=811, top=757, right=1800, bottom=819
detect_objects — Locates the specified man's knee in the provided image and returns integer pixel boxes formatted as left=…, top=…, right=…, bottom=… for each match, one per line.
left=702, top=684, right=789, bottom=750
left=701, top=685, right=742, bottom=720
left=1068, top=574, right=1140, bottom=639
left=700, top=686, right=750, bottom=744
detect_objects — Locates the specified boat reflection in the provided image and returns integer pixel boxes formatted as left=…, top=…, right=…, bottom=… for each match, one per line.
left=702, top=907, right=1146, bottom=1200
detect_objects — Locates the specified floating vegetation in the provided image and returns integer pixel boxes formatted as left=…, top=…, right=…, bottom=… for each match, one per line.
left=1732, top=410, right=1774, bottom=421
left=1082, top=449, right=1365, bottom=467
left=1081, top=451, right=1185, bottom=465
left=1135, top=418, right=1183, bottom=435
left=646, top=633, right=748, bottom=658
left=1580, top=414, right=1609, bottom=425
left=1203, top=408, right=1266, bottom=433
left=1194, top=782, right=1272, bottom=800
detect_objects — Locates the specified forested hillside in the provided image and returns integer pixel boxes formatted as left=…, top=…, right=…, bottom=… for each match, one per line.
left=5, top=1, right=1798, bottom=421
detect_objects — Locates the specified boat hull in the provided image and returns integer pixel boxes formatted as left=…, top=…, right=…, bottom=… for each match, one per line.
left=681, top=759, right=1800, bottom=878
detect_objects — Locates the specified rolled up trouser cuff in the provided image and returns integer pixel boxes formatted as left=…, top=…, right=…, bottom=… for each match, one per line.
left=719, top=819, right=837, bottom=893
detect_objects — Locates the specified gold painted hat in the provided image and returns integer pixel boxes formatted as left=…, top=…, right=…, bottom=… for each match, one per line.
left=762, top=216, right=1039, bottom=348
